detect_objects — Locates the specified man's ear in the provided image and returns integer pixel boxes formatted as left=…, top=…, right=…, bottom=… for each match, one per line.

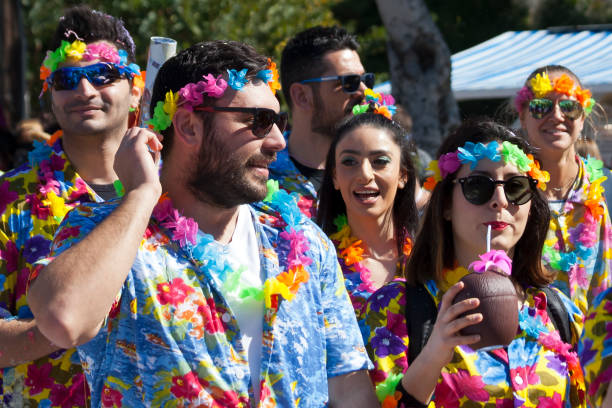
left=173, top=109, right=203, bottom=148
left=129, top=83, right=143, bottom=110
left=289, top=82, right=314, bottom=112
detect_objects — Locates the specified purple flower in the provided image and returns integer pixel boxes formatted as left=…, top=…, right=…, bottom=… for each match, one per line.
left=368, top=284, right=401, bottom=312
left=545, top=354, right=567, bottom=376
left=23, top=235, right=51, bottom=264
left=469, top=249, right=512, bottom=275
left=370, top=326, right=406, bottom=357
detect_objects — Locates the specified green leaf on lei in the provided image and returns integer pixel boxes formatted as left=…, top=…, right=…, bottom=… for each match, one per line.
left=352, top=104, right=369, bottom=115
left=333, top=214, right=348, bottom=231
left=147, top=101, right=172, bottom=132
left=501, top=141, right=532, bottom=172
left=585, top=156, right=604, bottom=180
left=375, top=372, right=403, bottom=401
left=264, top=179, right=280, bottom=203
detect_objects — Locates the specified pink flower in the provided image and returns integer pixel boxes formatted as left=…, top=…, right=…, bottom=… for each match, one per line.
left=161, top=209, right=197, bottom=247
left=438, top=152, right=461, bottom=178
left=170, top=372, right=202, bottom=400
left=538, top=392, right=563, bottom=408
left=178, top=83, right=204, bottom=109
left=198, top=297, right=225, bottom=334
left=83, top=43, right=120, bottom=64
left=39, top=177, right=60, bottom=195
left=280, top=228, right=311, bottom=268
left=202, top=74, right=227, bottom=98
left=68, top=178, right=90, bottom=201
left=26, top=194, right=50, bottom=220
left=569, top=265, right=589, bottom=291
left=539, top=331, right=572, bottom=355
left=25, top=362, right=54, bottom=395
left=514, top=86, right=534, bottom=112
left=101, top=384, right=123, bottom=407
left=442, top=370, right=489, bottom=401
left=156, top=278, right=194, bottom=306
left=152, top=196, right=173, bottom=222
left=380, top=93, right=395, bottom=106
left=469, top=249, right=512, bottom=275
left=434, top=380, right=461, bottom=408
left=0, top=241, right=18, bottom=273
left=510, top=365, right=540, bottom=391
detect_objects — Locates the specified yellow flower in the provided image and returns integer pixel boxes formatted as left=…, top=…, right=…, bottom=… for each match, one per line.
left=426, top=160, right=442, bottom=182
left=44, top=191, right=69, bottom=221
left=529, top=72, right=554, bottom=98
left=163, top=90, right=178, bottom=118
left=65, top=40, right=86, bottom=60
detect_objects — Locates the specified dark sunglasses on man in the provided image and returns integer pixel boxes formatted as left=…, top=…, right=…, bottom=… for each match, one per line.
left=528, top=98, right=584, bottom=120
left=194, top=106, right=288, bottom=139
left=47, top=62, right=127, bottom=91
left=300, top=73, right=375, bottom=94
left=454, top=175, right=537, bottom=206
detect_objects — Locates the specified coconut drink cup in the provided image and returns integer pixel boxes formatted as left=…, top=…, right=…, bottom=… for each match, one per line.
left=453, top=227, right=519, bottom=350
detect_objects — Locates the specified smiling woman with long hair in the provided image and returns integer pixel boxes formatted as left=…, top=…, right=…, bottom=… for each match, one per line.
left=317, top=111, right=418, bottom=339
left=364, top=120, right=585, bottom=408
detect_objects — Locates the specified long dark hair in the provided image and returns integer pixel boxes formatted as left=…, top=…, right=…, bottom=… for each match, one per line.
left=406, top=119, right=552, bottom=288
left=317, top=112, right=418, bottom=258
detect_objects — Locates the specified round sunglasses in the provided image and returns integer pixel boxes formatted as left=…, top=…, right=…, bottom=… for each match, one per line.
left=47, top=62, right=126, bottom=91
left=194, top=106, right=288, bottom=138
left=528, top=98, right=583, bottom=120
left=454, top=175, right=537, bottom=206
left=300, top=73, right=375, bottom=93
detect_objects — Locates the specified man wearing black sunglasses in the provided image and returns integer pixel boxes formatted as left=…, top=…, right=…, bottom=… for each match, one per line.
left=0, top=6, right=141, bottom=407
left=270, top=26, right=369, bottom=218
left=29, top=41, right=377, bottom=407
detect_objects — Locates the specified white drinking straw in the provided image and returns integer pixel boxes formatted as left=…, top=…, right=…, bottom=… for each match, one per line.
left=486, top=224, right=491, bottom=252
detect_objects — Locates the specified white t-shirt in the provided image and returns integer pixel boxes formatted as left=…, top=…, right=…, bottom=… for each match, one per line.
left=226, top=205, right=264, bottom=404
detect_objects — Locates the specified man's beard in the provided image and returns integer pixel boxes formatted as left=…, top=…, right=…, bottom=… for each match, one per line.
left=310, top=88, right=362, bottom=139
left=187, top=130, right=275, bottom=208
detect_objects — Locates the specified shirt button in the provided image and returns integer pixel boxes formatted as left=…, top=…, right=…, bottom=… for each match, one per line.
left=222, top=313, right=231, bottom=322
left=236, top=370, right=245, bottom=379
left=515, top=374, right=523, bottom=385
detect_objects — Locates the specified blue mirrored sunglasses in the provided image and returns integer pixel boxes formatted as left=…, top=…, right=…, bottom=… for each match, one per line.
left=46, top=62, right=128, bottom=91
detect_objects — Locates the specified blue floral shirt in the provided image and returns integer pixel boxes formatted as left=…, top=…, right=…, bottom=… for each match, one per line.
left=35, top=199, right=370, bottom=407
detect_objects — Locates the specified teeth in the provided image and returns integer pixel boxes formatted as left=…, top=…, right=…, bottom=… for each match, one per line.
left=355, top=191, right=379, bottom=197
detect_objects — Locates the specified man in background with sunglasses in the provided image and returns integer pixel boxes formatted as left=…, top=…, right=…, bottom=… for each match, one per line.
left=269, top=26, right=370, bottom=218
left=28, top=41, right=376, bottom=407
left=0, top=6, right=142, bottom=407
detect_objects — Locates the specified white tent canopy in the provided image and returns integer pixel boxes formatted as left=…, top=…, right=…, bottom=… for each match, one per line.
left=374, top=28, right=612, bottom=101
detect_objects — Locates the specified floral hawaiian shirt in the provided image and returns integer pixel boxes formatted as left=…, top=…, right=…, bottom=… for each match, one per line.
left=543, top=156, right=612, bottom=316
left=578, top=287, right=612, bottom=407
left=268, top=134, right=318, bottom=219
left=364, top=272, right=585, bottom=408
left=0, top=139, right=98, bottom=407
left=34, top=199, right=370, bottom=407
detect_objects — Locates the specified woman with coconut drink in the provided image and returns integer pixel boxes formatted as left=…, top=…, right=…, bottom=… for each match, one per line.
left=364, top=120, right=585, bottom=408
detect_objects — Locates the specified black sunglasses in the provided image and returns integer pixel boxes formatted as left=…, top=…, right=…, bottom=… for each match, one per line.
left=194, top=106, right=288, bottom=138
left=454, top=175, right=537, bottom=206
left=300, top=73, right=375, bottom=93
left=47, top=62, right=125, bottom=91
left=528, top=98, right=583, bottom=120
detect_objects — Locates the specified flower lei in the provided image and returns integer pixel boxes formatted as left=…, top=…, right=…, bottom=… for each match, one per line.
left=150, top=179, right=310, bottom=310
left=147, top=59, right=281, bottom=132
left=424, top=140, right=550, bottom=191
left=26, top=131, right=94, bottom=222
left=515, top=72, right=595, bottom=115
left=352, top=89, right=397, bottom=120
left=39, top=39, right=143, bottom=95
left=330, top=215, right=412, bottom=295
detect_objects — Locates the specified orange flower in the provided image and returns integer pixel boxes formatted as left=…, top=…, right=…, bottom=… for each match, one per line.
left=553, top=74, right=574, bottom=96
left=133, top=72, right=145, bottom=91
left=403, top=237, right=413, bottom=256
left=266, top=58, right=281, bottom=95
left=276, top=265, right=310, bottom=294
left=381, top=392, right=401, bottom=408
left=585, top=197, right=605, bottom=221
left=47, top=130, right=63, bottom=146
left=423, top=176, right=437, bottom=191
left=39, top=65, right=51, bottom=81
left=340, top=240, right=365, bottom=265
left=526, top=154, right=549, bottom=190
left=375, top=105, right=392, bottom=119
left=574, top=86, right=592, bottom=107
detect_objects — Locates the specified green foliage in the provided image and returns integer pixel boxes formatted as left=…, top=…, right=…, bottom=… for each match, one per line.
left=21, top=0, right=339, bottom=115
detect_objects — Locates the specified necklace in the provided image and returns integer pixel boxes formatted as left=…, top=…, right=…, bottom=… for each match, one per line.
left=150, top=179, right=312, bottom=310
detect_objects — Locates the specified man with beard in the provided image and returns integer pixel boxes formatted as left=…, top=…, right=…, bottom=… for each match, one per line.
left=28, top=41, right=376, bottom=407
left=0, top=6, right=142, bottom=406
left=269, top=26, right=371, bottom=218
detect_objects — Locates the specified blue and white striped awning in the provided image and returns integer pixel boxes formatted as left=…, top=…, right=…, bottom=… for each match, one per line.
left=375, top=29, right=612, bottom=101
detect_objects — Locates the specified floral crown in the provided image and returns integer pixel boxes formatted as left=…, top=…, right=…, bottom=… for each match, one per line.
left=352, top=89, right=397, bottom=119
left=147, top=59, right=281, bottom=132
left=423, top=140, right=550, bottom=191
left=39, top=39, right=143, bottom=95
left=515, top=72, right=595, bottom=115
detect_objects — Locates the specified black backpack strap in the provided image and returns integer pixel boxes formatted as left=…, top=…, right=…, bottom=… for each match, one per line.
left=405, top=283, right=438, bottom=364
left=542, top=286, right=572, bottom=346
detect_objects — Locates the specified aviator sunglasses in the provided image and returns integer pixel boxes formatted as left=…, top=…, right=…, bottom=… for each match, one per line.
left=300, top=73, right=375, bottom=93
left=47, top=62, right=126, bottom=91
left=454, top=175, right=537, bottom=206
left=194, top=106, right=288, bottom=138
left=528, top=98, right=584, bottom=120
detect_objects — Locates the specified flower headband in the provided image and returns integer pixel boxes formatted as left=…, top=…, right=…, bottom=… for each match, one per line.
left=423, top=140, right=550, bottom=191
left=515, top=72, right=595, bottom=115
left=352, top=89, right=397, bottom=119
left=147, top=59, right=281, bottom=132
left=39, top=40, right=143, bottom=94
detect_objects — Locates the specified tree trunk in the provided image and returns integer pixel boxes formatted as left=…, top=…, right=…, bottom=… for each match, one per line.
left=375, top=0, right=460, bottom=155
left=1, top=0, right=27, bottom=129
